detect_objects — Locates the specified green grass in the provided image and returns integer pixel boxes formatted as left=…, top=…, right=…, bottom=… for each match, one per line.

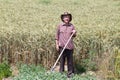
left=13, top=64, right=96, bottom=80
left=0, top=62, right=12, bottom=80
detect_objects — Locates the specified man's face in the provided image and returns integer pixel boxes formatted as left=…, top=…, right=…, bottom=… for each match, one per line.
left=63, top=16, right=70, bottom=23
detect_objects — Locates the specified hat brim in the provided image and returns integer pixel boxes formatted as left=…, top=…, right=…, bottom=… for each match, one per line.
left=61, top=14, right=72, bottom=22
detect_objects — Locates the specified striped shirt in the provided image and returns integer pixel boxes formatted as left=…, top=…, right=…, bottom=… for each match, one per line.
left=55, top=23, right=76, bottom=50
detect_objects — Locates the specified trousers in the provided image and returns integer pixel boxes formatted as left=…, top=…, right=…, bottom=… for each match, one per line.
left=59, top=47, right=74, bottom=76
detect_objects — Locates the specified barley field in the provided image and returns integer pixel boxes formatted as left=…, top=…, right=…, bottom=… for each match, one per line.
left=0, top=0, right=120, bottom=79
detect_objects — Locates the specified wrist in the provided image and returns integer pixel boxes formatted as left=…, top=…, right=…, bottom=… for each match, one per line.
left=56, top=44, right=59, bottom=46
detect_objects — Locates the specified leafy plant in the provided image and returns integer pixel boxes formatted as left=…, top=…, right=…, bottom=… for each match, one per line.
left=13, top=64, right=96, bottom=80
left=0, top=62, right=12, bottom=80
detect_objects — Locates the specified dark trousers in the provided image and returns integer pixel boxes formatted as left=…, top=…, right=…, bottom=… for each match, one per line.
left=59, top=47, right=74, bottom=76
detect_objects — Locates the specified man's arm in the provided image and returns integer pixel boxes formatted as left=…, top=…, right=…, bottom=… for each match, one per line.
left=55, top=25, right=60, bottom=51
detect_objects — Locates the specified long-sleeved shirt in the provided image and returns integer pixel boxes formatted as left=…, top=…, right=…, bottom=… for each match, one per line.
left=55, top=23, right=76, bottom=50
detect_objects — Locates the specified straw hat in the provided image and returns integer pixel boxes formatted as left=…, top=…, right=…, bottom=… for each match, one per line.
left=61, top=12, right=72, bottom=22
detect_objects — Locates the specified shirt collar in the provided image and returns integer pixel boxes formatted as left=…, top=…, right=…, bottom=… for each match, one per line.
left=62, top=22, right=72, bottom=26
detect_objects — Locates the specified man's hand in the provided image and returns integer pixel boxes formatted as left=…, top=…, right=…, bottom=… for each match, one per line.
left=72, top=30, right=76, bottom=34
left=72, top=30, right=76, bottom=37
left=56, top=44, right=59, bottom=51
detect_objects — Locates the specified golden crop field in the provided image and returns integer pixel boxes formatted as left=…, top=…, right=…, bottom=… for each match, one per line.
left=0, top=0, right=120, bottom=79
